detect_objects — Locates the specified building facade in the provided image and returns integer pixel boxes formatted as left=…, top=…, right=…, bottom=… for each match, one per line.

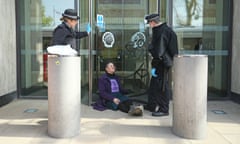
left=0, top=0, right=16, bottom=106
left=231, top=0, right=240, bottom=103
left=0, top=0, right=239, bottom=106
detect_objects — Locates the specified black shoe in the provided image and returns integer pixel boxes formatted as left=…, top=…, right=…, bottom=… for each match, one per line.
left=152, top=111, right=169, bottom=117
left=154, top=105, right=160, bottom=112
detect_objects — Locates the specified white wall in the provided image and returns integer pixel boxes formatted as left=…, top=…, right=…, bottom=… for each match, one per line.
left=231, top=0, right=240, bottom=94
left=0, top=0, right=16, bottom=96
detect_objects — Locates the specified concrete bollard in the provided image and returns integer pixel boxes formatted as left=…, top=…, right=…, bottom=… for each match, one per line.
left=48, top=55, right=81, bottom=138
left=172, top=55, right=208, bottom=139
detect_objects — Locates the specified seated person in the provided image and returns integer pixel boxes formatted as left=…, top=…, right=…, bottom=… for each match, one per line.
left=92, top=62, right=138, bottom=114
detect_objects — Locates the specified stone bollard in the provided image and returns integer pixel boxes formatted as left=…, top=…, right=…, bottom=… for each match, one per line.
left=172, top=55, right=208, bottom=139
left=48, top=55, right=81, bottom=138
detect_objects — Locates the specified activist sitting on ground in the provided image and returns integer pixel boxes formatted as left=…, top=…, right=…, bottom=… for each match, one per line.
left=92, top=62, right=143, bottom=115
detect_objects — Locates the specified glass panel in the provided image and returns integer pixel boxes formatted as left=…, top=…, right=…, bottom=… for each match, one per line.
left=94, top=0, right=150, bottom=102
left=173, top=0, right=231, bottom=98
left=173, top=0, right=204, bottom=51
left=202, top=0, right=230, bottom=98
left=18, top=0, right=74, bottom=98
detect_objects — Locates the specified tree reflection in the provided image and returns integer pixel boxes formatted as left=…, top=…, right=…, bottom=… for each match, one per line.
left=174, top=0, right=202, bottom=26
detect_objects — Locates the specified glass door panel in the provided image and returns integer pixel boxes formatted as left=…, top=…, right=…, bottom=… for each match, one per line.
left=93, top=0, right=150, bottom=102
left=202, top=0, right=231, bottom=98
left=18, top=0, right=45, bottom=98
left=17, top=0, right=75, bottom=98
left=173, top=0, right=231, bottom=98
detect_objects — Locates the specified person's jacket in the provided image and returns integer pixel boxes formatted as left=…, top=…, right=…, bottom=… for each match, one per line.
left=91, top=73, right=129, bottom=111
left=52, top=22, right=88, bottom=50
left=149, top=22, right=178, bottom=69
left=98, top=73, right=128, bottom=104
left=149, top=22, right=174, bottom=59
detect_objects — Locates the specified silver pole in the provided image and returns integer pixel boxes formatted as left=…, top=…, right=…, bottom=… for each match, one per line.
left=88, top=0, right=93, bottom=105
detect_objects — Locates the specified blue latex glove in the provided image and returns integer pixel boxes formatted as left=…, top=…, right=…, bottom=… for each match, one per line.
left=151, top=68, right=158, bottom=77
left=86, top=23, right=91, bottom=33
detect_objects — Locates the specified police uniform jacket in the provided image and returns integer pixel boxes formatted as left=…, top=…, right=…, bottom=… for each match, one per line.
left=52, top=22, right=88, bottom=50
left=149, top=22, right=177, bottom=69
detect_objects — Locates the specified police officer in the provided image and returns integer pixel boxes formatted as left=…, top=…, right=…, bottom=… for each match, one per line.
left=52, top=9, right=91, bottom=51
left=145, top=13, right=178, bottom=117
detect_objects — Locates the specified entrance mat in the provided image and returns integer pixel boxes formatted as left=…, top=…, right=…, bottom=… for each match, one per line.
left=211, top=110, right=227, bottom=114
left=24, top=108, right=38, bottom=113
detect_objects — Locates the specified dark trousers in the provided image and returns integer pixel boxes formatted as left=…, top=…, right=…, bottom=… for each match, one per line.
left=106, top=99, right=133, bottom=113
left=146, top=67, right=170, bottom=113
left=118, top=100, right=133, bottom=113
left=106, top=92, right=132, bottom=113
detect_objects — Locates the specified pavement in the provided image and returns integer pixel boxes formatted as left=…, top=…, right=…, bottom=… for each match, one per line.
left=0, top=99, right=240, bottom=144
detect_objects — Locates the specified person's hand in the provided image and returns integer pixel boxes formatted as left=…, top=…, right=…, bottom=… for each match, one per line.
left=113, top=98, right=120, bottom=105
left=151, top=68, right=158, bottom=77
left=86, top=23, right=91, bottom=33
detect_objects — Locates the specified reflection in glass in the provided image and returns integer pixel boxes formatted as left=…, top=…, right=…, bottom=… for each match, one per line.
left=173, top=0, right=203, bottom=27
left=18, top=0, right=74, bottom=97
left=173, top=0, right=231, bottom=98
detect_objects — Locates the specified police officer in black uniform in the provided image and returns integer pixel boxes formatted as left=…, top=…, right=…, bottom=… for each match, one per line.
left=52, top=9, right=90, bottom=51
left=145, top=14, right=178, bottom=117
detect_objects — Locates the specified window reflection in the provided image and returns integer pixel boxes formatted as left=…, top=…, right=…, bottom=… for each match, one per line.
left=41, top=0, right=74, bottom=27
left=173, top=0, right=203, bottom=27
left=18, top=0, right=74, bottom=97
left=173, top=0, right=231, bottom=97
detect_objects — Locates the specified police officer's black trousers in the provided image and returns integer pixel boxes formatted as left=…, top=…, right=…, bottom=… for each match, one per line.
left=146, top=70, right=170, bottom=113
